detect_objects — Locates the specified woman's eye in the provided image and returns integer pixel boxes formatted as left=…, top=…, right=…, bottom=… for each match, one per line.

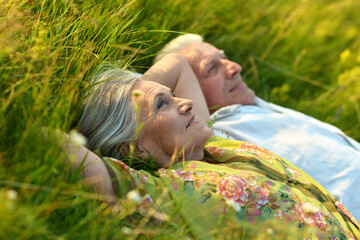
left=157, top=100, right=169, bottom=109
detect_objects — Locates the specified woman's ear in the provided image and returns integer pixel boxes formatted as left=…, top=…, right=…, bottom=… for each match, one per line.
left=136, top=144, right=150, bottom=159
left=118, top=142, right=149, bottom=159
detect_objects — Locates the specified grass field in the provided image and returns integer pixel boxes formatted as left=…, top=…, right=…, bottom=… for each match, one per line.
left=1, top=0, right=359, bottom=238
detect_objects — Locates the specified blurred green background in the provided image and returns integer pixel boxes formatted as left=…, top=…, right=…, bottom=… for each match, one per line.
left=1, top=0, right=359, bottom=238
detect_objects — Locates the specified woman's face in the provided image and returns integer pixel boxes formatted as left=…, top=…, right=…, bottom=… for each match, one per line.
left=132, top=80, right=212, bottom=167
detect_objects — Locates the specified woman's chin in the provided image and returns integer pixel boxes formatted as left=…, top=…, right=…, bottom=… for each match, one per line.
left=202, top=126, right=214, bottom=143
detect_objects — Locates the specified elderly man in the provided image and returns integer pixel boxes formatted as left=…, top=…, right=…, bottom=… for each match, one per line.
left=154, top=34, right=360, bottom=220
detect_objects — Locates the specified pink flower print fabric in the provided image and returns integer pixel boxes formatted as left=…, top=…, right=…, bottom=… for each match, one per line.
left=104, top=136, right=360, bottom=239
left=217, top=174, right=248, bottom=206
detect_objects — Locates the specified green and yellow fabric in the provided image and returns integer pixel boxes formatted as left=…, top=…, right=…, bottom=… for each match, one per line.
left=104, top=136, right=360, bottom=239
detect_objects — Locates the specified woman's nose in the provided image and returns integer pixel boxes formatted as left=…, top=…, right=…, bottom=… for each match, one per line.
left=175, top=97, right=193, bottom=115
left=224, top=60, right=242, bottom=80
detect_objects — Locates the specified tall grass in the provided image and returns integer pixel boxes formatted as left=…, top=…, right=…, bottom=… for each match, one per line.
left=0, top=0, right=359, bottom=238
left=133, top=0, right=360, bottom=140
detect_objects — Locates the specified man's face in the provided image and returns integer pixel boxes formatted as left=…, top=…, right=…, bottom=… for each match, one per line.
left=181, top=43, right=255, bottom=112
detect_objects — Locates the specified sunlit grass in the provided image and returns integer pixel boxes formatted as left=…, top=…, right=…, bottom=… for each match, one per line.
left=1, top=0, right=359, bottom=238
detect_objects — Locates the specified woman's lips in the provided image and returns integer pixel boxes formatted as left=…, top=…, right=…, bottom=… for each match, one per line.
left=186, top=116, right=199, bottom=129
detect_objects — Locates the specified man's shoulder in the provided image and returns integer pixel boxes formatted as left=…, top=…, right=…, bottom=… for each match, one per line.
left=210, top=104, right=245, bottom=120
left=211, top=98, right=360, bottom=150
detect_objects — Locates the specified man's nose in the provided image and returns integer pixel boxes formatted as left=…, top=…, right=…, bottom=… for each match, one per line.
left=224, top=59, right=242, bottom=80
left=175, top=97, right=193, bottom=115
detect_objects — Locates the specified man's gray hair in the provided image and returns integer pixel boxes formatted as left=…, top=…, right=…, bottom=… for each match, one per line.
left=78, top=68, right=140, bottom=157
left=154, top=34, right=203, bottom=63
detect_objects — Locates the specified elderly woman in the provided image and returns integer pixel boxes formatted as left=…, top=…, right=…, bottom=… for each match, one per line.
left=79, top=53, right=212, bottom=168
left=71, top=54, right=359, bottom=239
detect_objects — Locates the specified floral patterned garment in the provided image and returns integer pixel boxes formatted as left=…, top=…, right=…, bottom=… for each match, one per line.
left=104, top=136, right=360, bottom=239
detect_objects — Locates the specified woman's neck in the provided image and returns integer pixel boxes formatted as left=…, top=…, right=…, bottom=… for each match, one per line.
left=156, top=146, right=205, bottom=168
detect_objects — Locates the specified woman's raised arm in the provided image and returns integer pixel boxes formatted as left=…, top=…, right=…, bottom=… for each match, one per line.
left=142, top=53, right=211, bottom=128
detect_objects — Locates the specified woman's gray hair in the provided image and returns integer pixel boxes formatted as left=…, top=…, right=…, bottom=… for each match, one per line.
left=78, top=68, right=140, bottom=157
left=154, top=34, right=203, bottom=63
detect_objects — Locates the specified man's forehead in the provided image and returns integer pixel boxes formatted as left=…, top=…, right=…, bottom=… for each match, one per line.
left=184, top=43, right=224, bottom=70
left=201, top=49, right=225, bottom=65
left=187, top=43, right=222, bottom=56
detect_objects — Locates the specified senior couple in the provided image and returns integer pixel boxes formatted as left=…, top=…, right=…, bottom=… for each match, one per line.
left=70, top=34, right=360, bottom=238
left=154, top=34, right=360, bottom=220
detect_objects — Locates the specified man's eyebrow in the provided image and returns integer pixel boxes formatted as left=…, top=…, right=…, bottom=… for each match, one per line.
left=204, top=50, right=226, bottom=64
left=202, top=59, right=212, bottom=68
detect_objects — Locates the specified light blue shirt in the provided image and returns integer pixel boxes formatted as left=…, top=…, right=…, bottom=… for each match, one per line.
left=212, top=97, right=360, bottom=221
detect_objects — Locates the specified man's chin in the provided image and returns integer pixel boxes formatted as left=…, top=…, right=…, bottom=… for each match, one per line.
left=231, top=93, right=256, bottom=106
